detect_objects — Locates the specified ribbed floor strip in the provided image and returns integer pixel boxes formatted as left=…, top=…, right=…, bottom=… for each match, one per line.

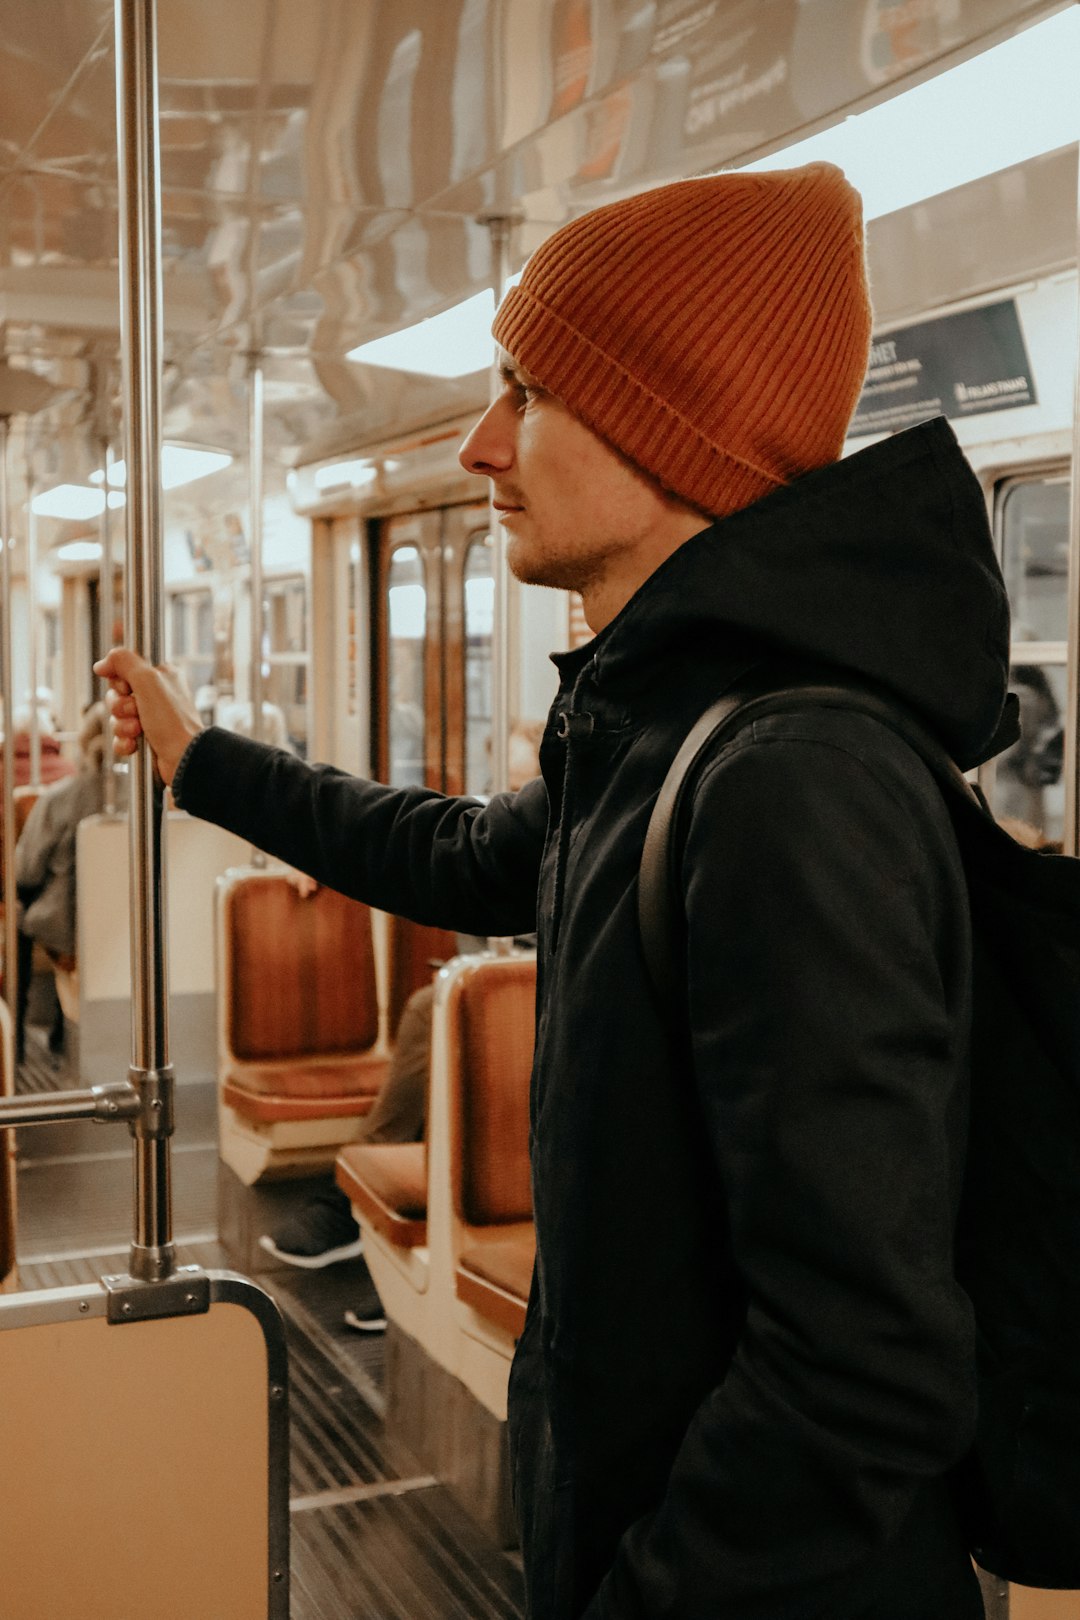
left=291, top=1475, right=438, bottom=1514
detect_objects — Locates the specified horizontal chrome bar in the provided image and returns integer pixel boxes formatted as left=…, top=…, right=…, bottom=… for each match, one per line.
left=0, top=1083, right=141, bottom=1129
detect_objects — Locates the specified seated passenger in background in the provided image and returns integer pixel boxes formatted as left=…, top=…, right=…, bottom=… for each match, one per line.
left=14, top=703, right=126, bottom=1061
left=99, top=165, right=1006, bottom=1620
left=0, top=698, right=75, bottom=793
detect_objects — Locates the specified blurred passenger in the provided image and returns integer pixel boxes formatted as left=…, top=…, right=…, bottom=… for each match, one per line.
left=99, top=165, right=1009, bottom=1619
left=14, top=704, right=125, bottom=1060
left=0, top=699, right=74, bottom=792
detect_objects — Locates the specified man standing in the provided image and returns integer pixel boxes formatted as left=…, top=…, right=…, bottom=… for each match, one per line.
left=100, top=163, right=1008, bottom=1618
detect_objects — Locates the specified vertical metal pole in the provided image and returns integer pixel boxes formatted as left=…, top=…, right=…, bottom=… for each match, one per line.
left=0, top=419, right=18, bottom=1019
left=99, top=441, right=118, bottom=816
left=114, top=0, right=174, bottom=1282
left=248, top=349, right=265, bottom=747
left=482, top=214, right=514, bottom=797
left=1064, top=150, right=1080, bottom=858
left=24, top=456, right=40, bottom=788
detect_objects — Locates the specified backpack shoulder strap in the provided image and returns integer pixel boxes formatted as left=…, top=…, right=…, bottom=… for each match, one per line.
left=638, top=676, right=980, bottom=1017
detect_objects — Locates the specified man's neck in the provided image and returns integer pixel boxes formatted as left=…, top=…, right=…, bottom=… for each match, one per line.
left=581, top=514, right=711, bottom=632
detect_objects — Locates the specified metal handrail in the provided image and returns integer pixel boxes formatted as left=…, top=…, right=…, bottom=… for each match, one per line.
left=114, top=0, right=175, bottom=1283
left=0, top=1083, right=140, bottom=1129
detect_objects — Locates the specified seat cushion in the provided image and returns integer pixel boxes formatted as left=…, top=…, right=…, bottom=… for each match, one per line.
left=222, top=1079, right=378, bottom=1124
left=224, top=1051, right=388, bottom=1101
left=336, top=1142, right=427, bottom=1248
left=455, top=1222, right=535, bottom=1337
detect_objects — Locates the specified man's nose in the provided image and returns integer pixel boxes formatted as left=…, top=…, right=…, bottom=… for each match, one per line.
left=459, top=398, right=514, bottom=477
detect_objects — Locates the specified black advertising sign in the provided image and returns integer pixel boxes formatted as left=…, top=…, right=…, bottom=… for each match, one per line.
left=849, top=300, right=1037, bottom=438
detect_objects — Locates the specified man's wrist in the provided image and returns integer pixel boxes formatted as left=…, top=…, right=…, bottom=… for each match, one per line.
left=168, top=729, right=206, bottom=804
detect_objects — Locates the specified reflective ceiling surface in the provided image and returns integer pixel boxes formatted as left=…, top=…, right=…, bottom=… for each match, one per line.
left=0, top=0, right=1070, bottom=484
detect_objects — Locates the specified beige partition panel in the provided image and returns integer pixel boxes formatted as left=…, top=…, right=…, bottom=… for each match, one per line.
left=0, top=1272, right=288, bottom=1619
left=1011, top=1589, right=1080, bottom=1618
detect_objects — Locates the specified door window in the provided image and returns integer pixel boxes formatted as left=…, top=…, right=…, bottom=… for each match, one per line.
left=991, top=474, right=1069, bottom=847
left=386, top=545, right=428, bottom=787
left=463, top=533, right=494, bottom=794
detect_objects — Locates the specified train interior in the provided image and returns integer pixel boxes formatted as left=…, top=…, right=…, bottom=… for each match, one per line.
left=1, top=2, right=1079, bottom=1616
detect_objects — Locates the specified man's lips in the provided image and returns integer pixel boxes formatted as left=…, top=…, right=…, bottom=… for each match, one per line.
left=493, top=499, right=524, bottom=512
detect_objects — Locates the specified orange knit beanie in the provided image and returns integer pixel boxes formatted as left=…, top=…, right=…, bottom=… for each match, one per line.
left=492, top=163, right=872, bottom=518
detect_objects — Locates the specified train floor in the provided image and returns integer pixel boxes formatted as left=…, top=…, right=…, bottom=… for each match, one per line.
left=11, top=1019, right=527, bottom=1620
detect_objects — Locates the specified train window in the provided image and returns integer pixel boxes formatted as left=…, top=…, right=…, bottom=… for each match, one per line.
left=990, top=473, right=1069, bottom=848
left=999, top=477, right=1070, bottom=645
left=387, top=545, right=427, bottom=787
left=40, top=608, right=61, bottom=707
left=463, top=533, right=494, bottom=795
left=262, top=575, right=309, bottom=758
left=166, top=587, right=215, bottom=703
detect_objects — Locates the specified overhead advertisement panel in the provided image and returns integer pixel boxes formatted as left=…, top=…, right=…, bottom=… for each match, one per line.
left=633, top=0, right=1061, bottom=169
left=848, top=300, right=1038, bottom=438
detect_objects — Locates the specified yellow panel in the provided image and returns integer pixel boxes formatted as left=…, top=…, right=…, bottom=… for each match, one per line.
left=1011, top=1589, right=1080, bottom=1620
left=0, top=1302, right=269, bottom=1620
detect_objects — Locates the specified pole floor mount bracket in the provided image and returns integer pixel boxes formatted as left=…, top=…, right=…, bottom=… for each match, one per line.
left=102, top=1265, right=210, bottom=1325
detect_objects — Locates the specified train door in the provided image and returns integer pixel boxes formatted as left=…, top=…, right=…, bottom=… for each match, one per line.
left=985, top=467, right=1070, bottom=846
left=376, top=501, right=494, bottom=793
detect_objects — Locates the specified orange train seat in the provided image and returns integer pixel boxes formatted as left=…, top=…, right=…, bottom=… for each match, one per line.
left=336, top=1141, right=427, bottom=1248
left=331, top=914, right=456, bottom=1243
left=447, top=954, right=536, bottom=1339
left=455, top=1227, right=535, bottom=1340
left=334, top=951, right=536, bottom=1348
left=217, top=870, right=388, bottom=1182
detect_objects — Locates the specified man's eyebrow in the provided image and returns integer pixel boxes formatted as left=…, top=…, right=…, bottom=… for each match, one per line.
left=498, top=356, right=543, bottom=390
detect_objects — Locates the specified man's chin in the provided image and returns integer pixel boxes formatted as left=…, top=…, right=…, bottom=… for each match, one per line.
left=507, top=537, right=584, bottom=593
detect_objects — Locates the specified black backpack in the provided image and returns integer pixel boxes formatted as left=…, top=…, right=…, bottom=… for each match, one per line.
left=637, top=674, right=1080, bottom=1589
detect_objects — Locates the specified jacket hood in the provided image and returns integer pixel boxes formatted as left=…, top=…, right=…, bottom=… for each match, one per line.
left=585, top=417, right=1012, bottom=770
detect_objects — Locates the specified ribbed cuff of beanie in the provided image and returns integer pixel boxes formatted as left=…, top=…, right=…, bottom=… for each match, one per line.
left=495, top=285, right=782, bottom=519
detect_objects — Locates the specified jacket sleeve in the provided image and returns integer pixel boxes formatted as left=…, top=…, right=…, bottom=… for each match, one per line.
left=173, top=726, right=546, bottom=937
left=586, top=726, right=977, bottom=1617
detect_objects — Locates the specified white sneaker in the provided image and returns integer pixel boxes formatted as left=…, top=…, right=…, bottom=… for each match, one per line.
left=343, top=1306, right=388, bottom=1334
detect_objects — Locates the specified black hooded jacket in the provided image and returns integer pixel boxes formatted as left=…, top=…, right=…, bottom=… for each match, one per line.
left=176, top=417, right=1010, bottom=1618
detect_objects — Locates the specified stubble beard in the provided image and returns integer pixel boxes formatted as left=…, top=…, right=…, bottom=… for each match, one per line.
left=505, top=529, right=610, bottom=598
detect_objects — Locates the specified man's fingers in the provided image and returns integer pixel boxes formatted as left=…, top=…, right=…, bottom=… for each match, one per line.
left=94, top=646, right=146, bottom=685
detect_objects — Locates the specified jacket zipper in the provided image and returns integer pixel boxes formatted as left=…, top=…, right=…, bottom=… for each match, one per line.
left=550, top=671, right=594, bottom=951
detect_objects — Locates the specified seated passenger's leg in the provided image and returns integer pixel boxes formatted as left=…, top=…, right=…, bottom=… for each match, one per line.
left=355, top=984, right=433, bottom=1145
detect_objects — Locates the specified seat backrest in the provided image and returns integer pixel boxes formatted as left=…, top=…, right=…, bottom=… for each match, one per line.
left=223, top=874, right=379, bottom=1062
left=387, top=914, right=457, bottom=1040
left=449, top=955, right=535, bottom=1228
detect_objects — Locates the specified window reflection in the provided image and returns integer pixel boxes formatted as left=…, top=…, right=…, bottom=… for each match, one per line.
left=995, top=662, right=1065, bottom=845
left=993, top=477, right=1069, bottom=849
left=263, top=576, right=309, bottom=758
left=388, top=545, right=426, bottom=786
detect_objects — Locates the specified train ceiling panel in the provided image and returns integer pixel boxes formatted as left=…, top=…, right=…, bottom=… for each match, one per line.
left=0, top=0, right=1070, bottom=472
